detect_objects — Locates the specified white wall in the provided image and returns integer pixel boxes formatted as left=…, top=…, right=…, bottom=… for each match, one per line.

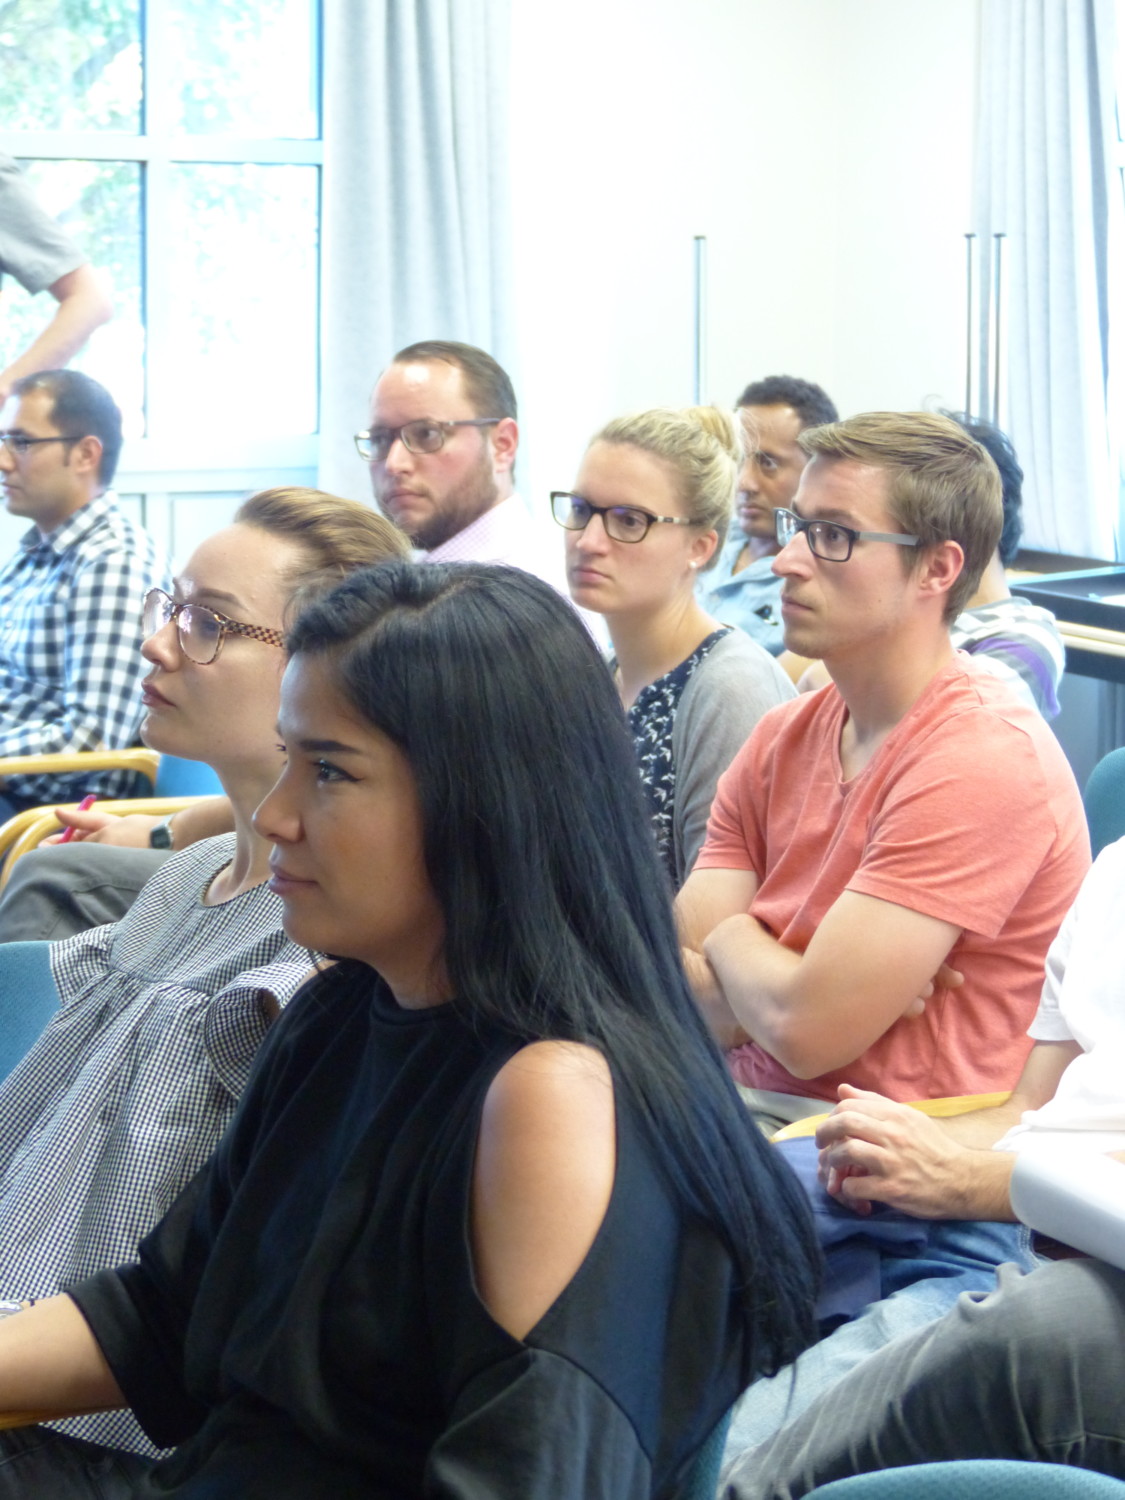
left=0, top=5, right=980, bottom=568
left=509, top=0, right=980, bottom=518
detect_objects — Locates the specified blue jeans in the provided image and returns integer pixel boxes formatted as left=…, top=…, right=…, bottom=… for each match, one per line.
left=722, top=1259, right=1125, bottom=1498
left=724, top=1137, right=1038, bottom=1459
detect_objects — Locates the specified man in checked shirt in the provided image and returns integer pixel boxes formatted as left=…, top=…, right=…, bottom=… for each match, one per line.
left=0, top=369, right=168, bottom=819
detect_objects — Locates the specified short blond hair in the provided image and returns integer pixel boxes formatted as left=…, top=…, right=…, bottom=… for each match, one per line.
left=590, top=406, right=739, bottom=568
left=798, top=412, right=1002, bottom=619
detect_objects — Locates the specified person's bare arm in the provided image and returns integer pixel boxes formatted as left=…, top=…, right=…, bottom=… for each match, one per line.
left=0, top=264, right=113, bottom=402
left=0, top=1294, right=124, bottom=1413
left=703, top=889, right=961, bottom=1079
left=47, top=796, right=234, bottom=850
left=470, top=1041, right=615, bottom=1340
left=676, top=872, right=950, bottom=1052
left=675, top=867, right=759, bottom=1048
left=814, top=1039, right=1083, bottom=1219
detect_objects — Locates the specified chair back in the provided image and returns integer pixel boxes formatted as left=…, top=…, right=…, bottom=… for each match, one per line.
left=808, top=1460, right=1125, bottom=1498
left=683, top=1410, right=730, bottom=1500
left=1084, top=746, right=1125, bottom=858
left=153, top=756, right=223, bottom=798
left=0, top=941, right=58, bottom=1081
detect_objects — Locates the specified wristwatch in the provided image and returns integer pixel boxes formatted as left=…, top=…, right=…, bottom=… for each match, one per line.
left=149, top=815, right=175, bottom=850
left=0, top=1300, right=23, bottom=1320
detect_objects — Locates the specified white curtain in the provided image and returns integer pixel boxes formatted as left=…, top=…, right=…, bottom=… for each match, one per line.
left=317, top=0, right=515, bottom=501
left=974, top=0, right=1120, bottom=558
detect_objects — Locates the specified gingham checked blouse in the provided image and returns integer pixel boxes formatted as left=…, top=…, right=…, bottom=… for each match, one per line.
left=0, top=833, right=317, bottom=1453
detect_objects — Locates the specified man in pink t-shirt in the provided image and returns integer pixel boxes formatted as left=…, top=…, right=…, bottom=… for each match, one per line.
left=676, top=411, right=1089, bottom=1126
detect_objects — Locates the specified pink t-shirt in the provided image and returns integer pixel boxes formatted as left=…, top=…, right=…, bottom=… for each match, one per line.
left=695, top=656, right=1090, bottom=1103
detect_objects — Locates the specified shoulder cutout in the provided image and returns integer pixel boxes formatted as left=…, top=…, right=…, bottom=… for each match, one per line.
left=471, top=1041, right=616, bottom=1341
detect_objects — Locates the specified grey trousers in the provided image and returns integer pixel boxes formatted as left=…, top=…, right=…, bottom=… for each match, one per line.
left=721, top=1257, right=1125, bottom=1499
left=0, top=1426, right=153, bottom=1498
left=0, top=846, right=170, bottom=943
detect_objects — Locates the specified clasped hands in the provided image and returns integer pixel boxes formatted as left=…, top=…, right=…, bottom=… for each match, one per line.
left=814, top=1083, right=971, bottom=1220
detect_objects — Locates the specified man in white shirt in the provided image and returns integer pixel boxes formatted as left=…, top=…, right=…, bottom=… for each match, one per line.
left=721, top=837, right=1125, bottom=1497
left=355, top=340, right=563, bottom=588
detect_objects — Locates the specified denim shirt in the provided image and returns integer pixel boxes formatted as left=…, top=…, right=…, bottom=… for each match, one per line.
left=696, top=533, right=784, bottom=655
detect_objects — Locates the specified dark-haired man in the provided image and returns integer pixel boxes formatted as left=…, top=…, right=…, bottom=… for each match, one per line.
left=357, top=340, right=563, bottom=589
left=697, top=375, right=838, bottom=654
left=941, top=411, right=1064, bottom=718
left=0, top=369, right=167, bottom=816
left=678, top=411, right=1087, bottom=1128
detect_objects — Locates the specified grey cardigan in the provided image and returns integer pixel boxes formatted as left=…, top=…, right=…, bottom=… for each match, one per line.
left=671, top=628, right=795, bottom=885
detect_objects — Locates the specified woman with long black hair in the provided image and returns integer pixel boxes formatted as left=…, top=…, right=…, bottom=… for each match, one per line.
left=0, top=562, right=818, bottom=1499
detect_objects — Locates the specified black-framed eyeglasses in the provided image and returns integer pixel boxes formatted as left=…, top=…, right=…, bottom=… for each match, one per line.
left=354, top=418, right=502, bottom=462
left=0, top=433, right=81, bottom=457
left=550, top=491, right=695, bottom=544
left=142, top=588, right=286, bottom=666
left=775, top=507, right=920, bottom=563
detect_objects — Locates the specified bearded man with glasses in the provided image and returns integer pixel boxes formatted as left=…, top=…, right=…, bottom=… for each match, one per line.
left=354, top=340, right=566, bottom=593
left=0, top=368, right=168, bottom=818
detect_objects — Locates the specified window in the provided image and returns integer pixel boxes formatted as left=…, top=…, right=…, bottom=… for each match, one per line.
left=0, top=1, right=322, bottom=554
left=1116, top=0, right=1125, bottom=540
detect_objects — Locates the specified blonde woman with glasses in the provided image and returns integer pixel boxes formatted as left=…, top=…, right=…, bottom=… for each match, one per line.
left=555, top=407, right=794, bottom=887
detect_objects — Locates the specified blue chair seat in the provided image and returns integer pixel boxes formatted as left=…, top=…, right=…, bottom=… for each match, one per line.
left=1084, top=747, right=1125, bottom=858
left=0, top=940, right=58, bottom=1081
left=153, top=755, right=223, bottom=798
left=808, top=1460, right=1125, bottom=1498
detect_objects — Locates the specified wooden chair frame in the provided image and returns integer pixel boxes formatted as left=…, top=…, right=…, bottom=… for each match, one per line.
left=771, top=1092, right=1012, bottom=1142
left=0, top=798, right=209, bottom=891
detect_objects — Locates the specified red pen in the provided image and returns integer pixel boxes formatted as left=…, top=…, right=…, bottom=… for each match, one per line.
left=59, top=794, right=97, bottom=843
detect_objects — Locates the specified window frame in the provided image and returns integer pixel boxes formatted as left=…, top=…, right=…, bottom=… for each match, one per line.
left=0, top=0, right=323, bottom=503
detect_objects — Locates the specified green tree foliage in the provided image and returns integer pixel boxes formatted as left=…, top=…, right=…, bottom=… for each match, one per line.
left=0, top=0, right=140, bottom=130
left=0, top=0, right=319, bottom=433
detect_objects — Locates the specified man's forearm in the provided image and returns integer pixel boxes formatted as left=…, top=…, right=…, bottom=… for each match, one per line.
left=940, top=1100, right=1027, bottom=1149
left=0, top=266, right=112, bottom=398
left=703, top=914, right=803, bottom=1061
left=818, top=1091, right=1021, bottom=1220
left=926, top=1145, right=1018, bottom=1221
left=681, top=946, right=750, bottom=1049
left=702, top=890, right=966, bottom=1080
left=827, top=1135, right=1019, bottom=1221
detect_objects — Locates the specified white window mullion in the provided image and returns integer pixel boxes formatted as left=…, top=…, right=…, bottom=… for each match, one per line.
left=141, top=0, right=174, bottom=443
left=2, top=2, right=324, bottom=482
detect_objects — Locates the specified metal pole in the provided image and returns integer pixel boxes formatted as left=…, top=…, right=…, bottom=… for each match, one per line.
left=964, top=233, right=976, bottom=416
left=693, top=235, right=707, bottom=404
left=991, top=232, right=1007, bottom=425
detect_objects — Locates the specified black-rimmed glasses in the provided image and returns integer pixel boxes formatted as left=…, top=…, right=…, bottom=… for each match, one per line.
left=142, top=589, right=286, bottom=666
left=0, top=433, right=81, bottom=457
left=550, top=491, right=694, bottom=544
left=354, top=418, right=502, bottom=462
left=774, top=507, right=920, bottom=563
